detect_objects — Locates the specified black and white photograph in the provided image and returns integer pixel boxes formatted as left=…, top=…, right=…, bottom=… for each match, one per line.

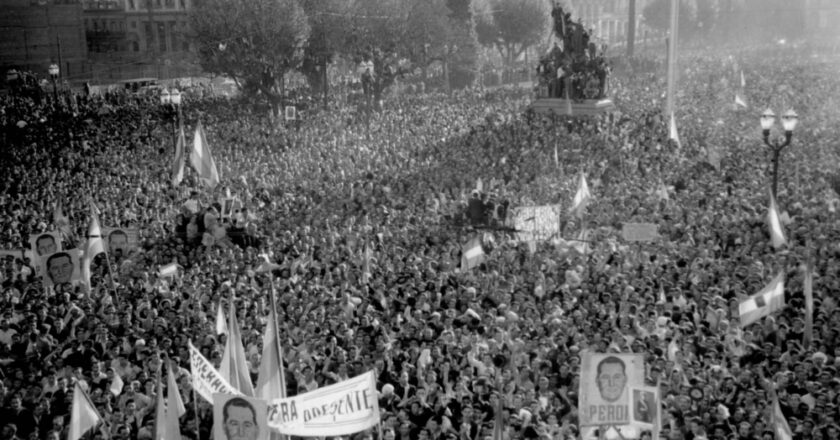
left=0, top=1, right=828, bottom=440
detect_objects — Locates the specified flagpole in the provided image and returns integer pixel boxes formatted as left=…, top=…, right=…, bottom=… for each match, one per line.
left=267, top=274, right=288, bottom=440
left=102, top=251, right=120, bottom=306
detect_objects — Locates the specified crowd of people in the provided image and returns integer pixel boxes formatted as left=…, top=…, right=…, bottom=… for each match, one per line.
left=2, top=42, right=840, bottom=440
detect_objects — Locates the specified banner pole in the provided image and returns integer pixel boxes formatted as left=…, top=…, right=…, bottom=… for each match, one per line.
left=103, top=251, right=120, bottom=306
left=268, top=274, right=288, bottom=440
left=192, top=383, right=201, bottom=440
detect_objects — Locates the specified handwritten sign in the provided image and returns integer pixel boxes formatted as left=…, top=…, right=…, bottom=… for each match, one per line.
left=621, top=223, right=659, bottom=242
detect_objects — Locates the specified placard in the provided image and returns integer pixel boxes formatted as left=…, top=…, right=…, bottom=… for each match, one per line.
left=578, top=353, right=645, bottom=427
left=40, top=249, right=82, bottom=287
left=102, top=227, right=139, bottom=256
left=621, top=223, right=659, bottom=242
left=630, top=386, right=659, bottom=428
left=29, top=232, right=62, bottom=263
left=214, top=394, right=270, bottom=440
left=509, top=205, right=561, bottom=242
left=285, top=106, right=296, bottom=121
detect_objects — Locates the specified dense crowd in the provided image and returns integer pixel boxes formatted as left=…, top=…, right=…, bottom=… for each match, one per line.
left=2, top=43, right=840, bottom=440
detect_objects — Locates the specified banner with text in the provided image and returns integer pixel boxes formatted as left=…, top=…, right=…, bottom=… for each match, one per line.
left=266, top=371, right=380, bottom=437
left=189, top=341, right=243, bottom=401
left=510, top=205, right=562, bottom=242
left=578, top=353, right=645, bottom=427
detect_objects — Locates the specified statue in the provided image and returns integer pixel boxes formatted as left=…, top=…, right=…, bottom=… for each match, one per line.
left=537, top=4, right=609, bottom=101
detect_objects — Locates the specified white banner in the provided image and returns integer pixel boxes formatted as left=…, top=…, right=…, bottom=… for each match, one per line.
left=189, top=341, right=242, bottom=401
left=266, top=371, right=380, bottom=436
left=578, top=353, right=645, bottom=427
left=509, top=205, right=561, bottom=242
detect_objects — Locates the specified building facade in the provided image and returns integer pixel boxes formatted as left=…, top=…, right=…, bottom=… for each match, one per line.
left=566, top=0, right=655, bottom=47
left=0, top=0, right=88, bottom=82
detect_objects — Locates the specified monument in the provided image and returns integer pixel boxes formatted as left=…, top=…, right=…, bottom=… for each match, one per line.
left=528, top=4, right=615, bottom=116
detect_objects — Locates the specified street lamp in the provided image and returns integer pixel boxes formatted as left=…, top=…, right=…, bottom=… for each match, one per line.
left=48, top=63, right=59, bottom=101
left=160, top=88, right=183, bottom=151
left=761, top=108, right=798, bottom=199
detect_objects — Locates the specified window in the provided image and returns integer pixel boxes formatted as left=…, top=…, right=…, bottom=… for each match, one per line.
left=144, top=22, right=153, bottom=50
left=179, top=0, right=185, bottom=9
left=131, top=20, right=136, bottom=29
left=128, top=0, right=134, bottom=9
left=132, top=40, right=139, bottom=51
left=158, top=22, right=167, bottom=51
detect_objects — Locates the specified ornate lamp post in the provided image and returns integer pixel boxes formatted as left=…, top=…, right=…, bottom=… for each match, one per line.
left=761, top=108, right=799, bottom=199
left=48, top=63, right=59, bottom=101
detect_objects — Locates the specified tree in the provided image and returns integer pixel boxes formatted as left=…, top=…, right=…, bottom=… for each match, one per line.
left=298, top=0, right=351, bottom=99
left=190, top=0, right=310, bottom=114
left=475, top=0, right=549, bottom=71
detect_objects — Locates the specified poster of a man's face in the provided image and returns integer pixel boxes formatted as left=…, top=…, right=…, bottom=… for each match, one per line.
left=213, top=394, right=268, bottom=440
left=41, top=250, right=81, bottom=286
left=596, top=356, right=628, bottom=403
left=103, top=227, right=138, bottom=256
left=108, top=230, right=129, bottom=255
left=30, top=232, right=62, bottom=257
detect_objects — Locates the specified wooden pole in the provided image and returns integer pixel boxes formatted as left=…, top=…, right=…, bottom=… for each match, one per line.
left=665, top=0, right=680, bottom=117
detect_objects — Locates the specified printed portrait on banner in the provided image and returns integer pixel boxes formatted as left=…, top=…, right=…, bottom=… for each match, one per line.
left=29, top=232, right=63, bottom=268
left=578, top=353, right=645, bottom=427
left=102, top=227, right=139, bottom=257
left=40, top=249, right=82, bottom=287
left=214, top=394, right=269, bottom=440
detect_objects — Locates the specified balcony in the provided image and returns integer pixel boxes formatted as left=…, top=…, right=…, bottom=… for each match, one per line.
left=83, top=0, right=122, bottom=10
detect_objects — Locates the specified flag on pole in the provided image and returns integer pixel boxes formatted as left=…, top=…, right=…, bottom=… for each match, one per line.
left=669, top=113, right=681, bottom=149
left=255, top=311, right=286, bottom=401
left=361, top=242, right=372, bottom=285
left=735, top=94, right=748, bottom=108
left=655, top=180, right=670, bottom=201
left=158, top=262, right=180, bottom=278
left=771, top=388, right=793, bottom=440
left=68, top=382, right=103, bottom=440
left=81, top=201, right=106, bottom=291
left=554, top=143, right=559, bottom=169
left=569, top=171, right=591, bottom=217
left=154, top=374, right=167, bottom=440
left=215, top=300, right=228, bottom=335
left=172, top=126, right=186, bottom=187
left=190, top=121, right=221, bottom=188
left=804, top=262, right=814, bottom=348
left=740, top=70, right=746, bottom=88
left=767, top=193, right=787, bottom=249
left=739, top=272, right=785, bottom=327
left=157, top=361, right=184, bottom=440
left=461, top=237, right=485, bottom=271
left=109, top=373, right=124, bottom=397
left=221, top=293, right=256, bottom=396
left=571, top=228, right=590, bottom=255
left=54, top=202, right=72, bottom=241
left=492, top=384, right=504, bottom=440
left=255, top=254, right=282, bottom=273
left=476, top=177, right=483, bottom=192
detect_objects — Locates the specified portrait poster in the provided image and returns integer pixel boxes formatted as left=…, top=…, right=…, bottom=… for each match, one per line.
left=213, top=393, right=269, bottom=440
left=102, top=227, right=139, bottom=256
left=217, top=197, right=242, bottom=220
left=578, top=353, right=645, bottom=427
left=630, top=386, right=659, bottom=429
left=29, top=232, right=63, bottom=264
left=40, top=249, right=82, bottom=287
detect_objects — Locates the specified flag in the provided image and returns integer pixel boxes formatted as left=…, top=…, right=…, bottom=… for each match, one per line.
left=154, top=374, right=167, bottom=440
left=81, top=201, right=106, bottom=291
left=476, top=177, right=483, bottom=192
left=361, top=242, right=372, bottom=285
left=215, top=299, right=228, bottom=335
left=221, top=294, right=255, bottom=396
left=492, top=383, right=504, bottom=440
left=656, top=180, right=670, bottom=201
left=735, top=94, right=747, bottom=108
left=804, top=263, right=814, bottom=348
left=158, top=262, right=179, bottom=278
left=461, top=237, right=485, bottom=271
left=739, top=272, right=785, bottom=327
left=669, top=113, right=681, bottom=149
left=190, top=121, right=220, bottom=188
left=771, top=389, right=793, bottom=440
left=255, top=254, right=282, bottom=273
left=767, top=193, right=787, bottom=249
left=255, top=311, right=286, bottom=401
left=554, top=143, right=559, bottom=168
left=166, top=360, right=186, bottom=417
left=54, top=202, right=72, bottom=241
left=569, top=171, right=591, bottom=217
left=68, top=382, right=103, bottom=440
left=740, top=70, right=746, bottom=88
left=109, top=373, right=124, bottom=397
left=172, top=126, right=186, bottom=187
left=571, top=228, right=589, bottom=255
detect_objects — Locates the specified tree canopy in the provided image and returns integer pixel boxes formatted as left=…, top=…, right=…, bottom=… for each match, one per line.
left=475, top=0, right=549, bottom=64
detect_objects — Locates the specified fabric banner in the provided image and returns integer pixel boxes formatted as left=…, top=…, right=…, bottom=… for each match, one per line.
left=578, top=353, right=645, bottom=427
left=189, top=341, right=243, bottom=402
left=266, top=371, right=380, bottom=436
left=509, top=205, right=561, bottom=242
